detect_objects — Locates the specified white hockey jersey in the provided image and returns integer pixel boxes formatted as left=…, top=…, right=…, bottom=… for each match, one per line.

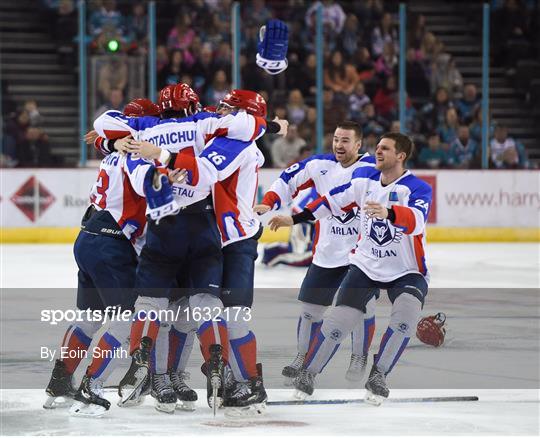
left=93, top=110, right=266, bottom=208
left=262, top=153, right=375, bottom=268
left=166, top=136, right=265, bottom=246
left=307, top=167, right=432, bottom=282
left=88, top=151, right=153, bottom=255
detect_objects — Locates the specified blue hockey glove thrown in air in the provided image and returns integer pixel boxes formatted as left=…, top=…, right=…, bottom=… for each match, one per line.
left=256, top=19, right=289, bottom=75
left=143, top=167, right=180, bottom=224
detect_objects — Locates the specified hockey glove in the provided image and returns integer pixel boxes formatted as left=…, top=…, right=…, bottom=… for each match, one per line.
left=416, top=312, right=446, bottom=347
left=256, top=19, right=289, bottom=75
left=144, top=167, right=180, bottom=224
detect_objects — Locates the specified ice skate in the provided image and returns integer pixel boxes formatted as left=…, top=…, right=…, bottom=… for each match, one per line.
left=170, top=370, right=197, bottom=411
left=43, top=360, right=76, bottom=409
left=151, top=373, right=177, bottom=414
left=69, top=375, right=110, bottom=417
left=293, top=368, right=315, bottom=399
left=225, top=375, right=267, bottom=417
left=119, top=374, right=150, bottom=408
left=117, top=336, right=152, bottom=406
left=364, top=363, right=389, bottom=406
left=205, top=344, right=225, bottom=416
left=345, top=353, right=368, bottom=382
left=281, top=352, right=305, bottom=386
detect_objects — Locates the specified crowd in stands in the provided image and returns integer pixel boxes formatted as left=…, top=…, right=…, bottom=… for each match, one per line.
left=1, top=0, right=536, bottom=169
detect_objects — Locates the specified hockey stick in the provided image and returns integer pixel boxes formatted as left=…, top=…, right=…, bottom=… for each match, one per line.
left=267, top=396, right=479, bottom=406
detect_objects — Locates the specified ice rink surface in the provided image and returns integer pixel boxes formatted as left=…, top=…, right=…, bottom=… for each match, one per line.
left=1, top=243, right=539, bottom=436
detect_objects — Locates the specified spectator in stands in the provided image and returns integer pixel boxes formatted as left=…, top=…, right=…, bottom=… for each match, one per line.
left=371, top=12, right=397, bottom=58
left=437, top=107, right=460, bottom=145
left=324, top=51, right=357, bottom=100
left=305, top=1, right=346, bottom=36
left=469, top=106, right=495, bottom=144
left=204, top=70, right=230, bottom=106
left=373, top=75, right=398, bottom=122
left=352, top=0, right=384, bottom=32
left=213, top=41, right=233, bottom=73
left=353, top=46, right=376, bottom=89
left=323, top=89, right=347, bottom=134
left=296, top=145, right=314, bottom=163
left=359, top=103, right=388, bottom=136
left=97, top=56, right=128, bottom=104
left=490, top=124, right=529, bottom=169
left=390, top=120, right=400, bottom=133
left=243, top=0, right=272, bottom=26
left=338, top=14, right=362, bottom=59
left=271, top=124, right=307, bottom=168
left=89, top=0, right=129, bottom=53
left=201, top=13, right=226, bottom=49
left=23, top=100, right=43, bottom=127
left=156, top=45, right=170, bottom=77
left=455, top=83, right=480, bottom=124
left=408, top=14, right=426, bottom=50
left=297, top=53, right=317, bottom=101
left=420, top=87, right=453, bottom=133
left=430, top=53, right=463, bottom=98
left=190, top=43, right=216, bottom=95
left=419, top=32, right=440, bottom=75
left=298, top=106, right=317, bottom=146
left=16, top=127, right=54, bottom=168
left=405, top=48, right=430, bottom=99
left=375, top=41, right=398, bottom=80
left=449, top=125, right=478, bottom=169
left=6, top=110, right=31, bottom=147
left=362, top=130, right=378, bottom=155
left=167, top=15, right=196, bottom=67
left=126, top=2, right=147, bottom=53
left=286, top=89, right=308, bottom=125
left=54, top=0, right=77, bottom=64
left=159, top=49, right=190, bottom=87
left=348, top=82, right=371, bottom=121
left=94, top=88, right=125, bottom=120
left=417, top=132, right=450, bottom=169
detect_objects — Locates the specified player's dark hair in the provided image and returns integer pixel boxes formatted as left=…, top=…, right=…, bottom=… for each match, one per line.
left=380, top=132, right=415, bottom=162
left=336, top=121, right=363, bottom=140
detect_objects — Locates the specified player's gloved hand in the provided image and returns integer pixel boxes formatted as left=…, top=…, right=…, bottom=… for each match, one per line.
left=416, top=312, right=446, bottom=347
left=144, top=167, right=180, bottom=224
left=256, top=19, right=289, bottom=75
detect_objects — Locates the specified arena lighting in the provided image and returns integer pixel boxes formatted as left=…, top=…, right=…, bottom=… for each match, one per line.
left=107, top=39, right=119, bottom=52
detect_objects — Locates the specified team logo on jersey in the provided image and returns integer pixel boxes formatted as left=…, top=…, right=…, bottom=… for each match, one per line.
left=365, top=217, right=402, bottom=247
left=332, top=206, right=360, bottom=225
left=320, top=169, right=328, bottom=175
left=10, top=176, right=55, bottom=222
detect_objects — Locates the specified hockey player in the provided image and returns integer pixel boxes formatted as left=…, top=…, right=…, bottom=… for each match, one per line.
left=255, top=121, right=377, bottom=384
left=269, top=132, right=432, bottom=405
left=44, top=99, right=162, bottom=416
left=93, top=84, right=283, bottom=411
left=125, top=90, right=287, bottom=415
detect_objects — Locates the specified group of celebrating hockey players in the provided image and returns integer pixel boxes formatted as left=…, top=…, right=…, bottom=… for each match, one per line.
left=43, top=18, right=444, bottom=418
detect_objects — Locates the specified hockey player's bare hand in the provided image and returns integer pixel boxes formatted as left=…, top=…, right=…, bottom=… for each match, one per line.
left=364, top=201, right=388, bottom=219
left=84, top=130, right=99, bottom=145
left=273, top=117, right=289, bottom=136
left=126, top=140, right=161, bottom=160
left=268, top=214, right=293, bottom=231
left=253, top=204, right=271, bottom=215
left=114, top=136, right=132, bottom=154
left=168, top=168, right=188, bottom=184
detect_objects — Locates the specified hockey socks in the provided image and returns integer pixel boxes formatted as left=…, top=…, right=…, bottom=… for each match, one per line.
left=297, top=303, right=325, bottom=355
left=229, top=331, right=258, bottom=380
left=197, top=318, right=229, bottom=364
left=374, top=294, right=420, bottom=375
left=129, top=296, right=168, bottom=354
left=168, top=326, right=195, bottom=373
left=60, top=322, right=98, bottom=374
left=351, top=297, right=377, bottom=356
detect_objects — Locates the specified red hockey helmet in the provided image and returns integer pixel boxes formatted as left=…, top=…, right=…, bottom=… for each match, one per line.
left=123, top=98, right=160, bottom=117
left=220, top=89, right=267, bottom=118
left=158, top=83, right=200, bottom=115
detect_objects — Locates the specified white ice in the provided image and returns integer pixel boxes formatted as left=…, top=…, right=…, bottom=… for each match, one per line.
left=0, top=243, right=539, bottom=436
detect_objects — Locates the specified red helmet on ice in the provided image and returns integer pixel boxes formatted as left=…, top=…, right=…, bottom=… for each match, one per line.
left=158, top=83, right=200, bottom=115
left=123, top=98, right=160, bottom=117
left=219, top=89, right=267, bottom=118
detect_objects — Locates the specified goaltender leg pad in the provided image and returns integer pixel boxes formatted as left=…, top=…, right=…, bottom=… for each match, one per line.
left=351, top=297, right=376, bottom=356
left=297, top=302, right=325, bottom=355
left=304, top=305, right=362, bottom=374
left=144, top=167, right=180, bottom=224
left=298, top=264, right=349, bottom=306
left=374, top=293, right=421, bottom=375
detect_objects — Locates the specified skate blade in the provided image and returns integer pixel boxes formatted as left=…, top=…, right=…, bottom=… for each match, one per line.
left=117, top=394, right=145, bottom=408
left=364, top=390, right=385, bottom=406
left=208, top=396, right=223, bottom=410
left=224, top=402, right=267, bottom=418
left=43, top=395, right=73, bottom=409
left=176, top=400, right=196, bottom=411
left=118, top=371, right=148, bottom=406
left=69, top=401, right=108, bottom=418
left=292, top=389, right=309, bottom=400
left=154, top=401, right=176, bottom=414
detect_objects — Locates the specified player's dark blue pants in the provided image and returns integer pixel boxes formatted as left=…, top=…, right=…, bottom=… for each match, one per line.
left=298, top=263, right=350, bottom=307
left=220, top=226, right=262, bottom=308
left=136, top=197, right=223, bottom=299
left=336, top=265, right=428, bottom=312
left=74, top=208, right=138, bottom=312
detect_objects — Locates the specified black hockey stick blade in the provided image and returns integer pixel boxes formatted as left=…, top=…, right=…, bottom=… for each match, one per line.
left=268, top=396, right=479, bottom=406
